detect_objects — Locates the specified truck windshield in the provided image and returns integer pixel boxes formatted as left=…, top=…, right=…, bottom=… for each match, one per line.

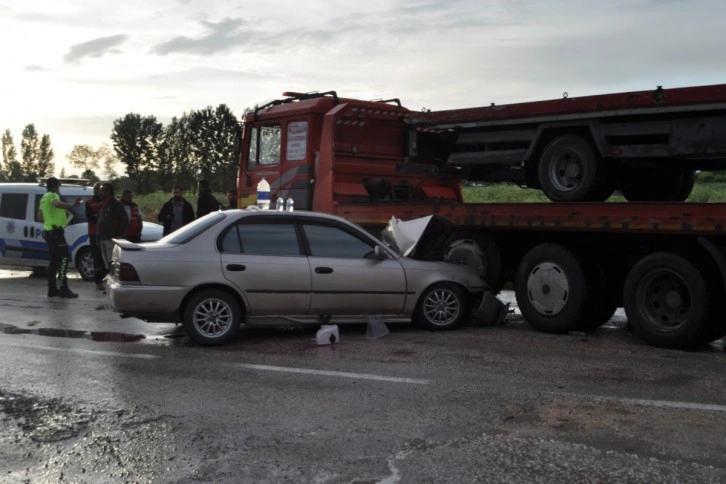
left=248, top=125, right=281, bottom=169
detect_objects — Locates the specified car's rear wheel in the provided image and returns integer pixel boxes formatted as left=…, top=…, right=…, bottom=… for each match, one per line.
left=75, top=246, right=95, bottom=281
left=183, top=290, right=241, bottom=345
left=414, top=283, right=468, bottom=330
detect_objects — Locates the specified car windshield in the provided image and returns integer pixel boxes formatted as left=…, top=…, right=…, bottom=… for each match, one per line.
left=161, top=212, right=227, bottom=244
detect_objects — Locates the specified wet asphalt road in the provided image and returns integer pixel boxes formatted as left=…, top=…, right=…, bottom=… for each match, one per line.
left=0, top=268, right=725, bottom=483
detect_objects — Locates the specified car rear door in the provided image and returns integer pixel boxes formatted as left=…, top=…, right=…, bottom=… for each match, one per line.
left=303, top=222, right=407, bottom=315
left=219, top=220, right=312, bottom=315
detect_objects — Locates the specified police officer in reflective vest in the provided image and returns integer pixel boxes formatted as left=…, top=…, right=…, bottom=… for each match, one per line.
left=38, top=177, right=82, bottom=298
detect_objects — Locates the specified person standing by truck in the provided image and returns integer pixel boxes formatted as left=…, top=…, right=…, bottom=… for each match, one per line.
left=85, top=182, right=106, bottom=290
left=158, top=185, right=195, bottom=236
left=96, top=182, right=129, bottom=273
left=196, top=179, right=223, bottom=217
left=120, top=189, right=143, bottom=243
left=225, top=188, right=238, bottom=210
left=38, top=177, right=83, bottom=298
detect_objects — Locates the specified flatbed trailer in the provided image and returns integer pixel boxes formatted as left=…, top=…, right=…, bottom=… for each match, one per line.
left=236, top=88, right=726, bottom=349
left=410, top=83, right=726, bottom=202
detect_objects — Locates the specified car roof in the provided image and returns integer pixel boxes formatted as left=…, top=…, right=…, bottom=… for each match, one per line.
left=229, top=208, right=359, bottom=225
left=0, top=181, right=93, bottom=194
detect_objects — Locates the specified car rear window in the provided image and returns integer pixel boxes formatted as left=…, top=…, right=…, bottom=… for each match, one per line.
left=163, top=212, right=226, bottom=244
left=221, top=223, right=301, bottom=256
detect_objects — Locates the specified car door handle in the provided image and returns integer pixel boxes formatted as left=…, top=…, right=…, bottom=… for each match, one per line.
left=315, top=267, right=333, bottom=274
left=226, top=264, right=246, bottom=271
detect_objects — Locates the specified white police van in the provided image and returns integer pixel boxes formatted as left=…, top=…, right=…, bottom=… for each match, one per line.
left=0, top=179, right=163, bottom=280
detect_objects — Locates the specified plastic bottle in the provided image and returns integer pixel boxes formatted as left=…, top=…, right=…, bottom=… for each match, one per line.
left=276, top=196, right=285, bottom=211
left=257, top=178, right=270, bottom=210
left=286, top=197, right=295, bottom=212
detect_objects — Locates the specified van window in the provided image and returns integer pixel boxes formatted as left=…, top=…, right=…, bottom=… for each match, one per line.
left=1, top=193, right=28, bottom=220
left=32, top=193, right=89, bottom=224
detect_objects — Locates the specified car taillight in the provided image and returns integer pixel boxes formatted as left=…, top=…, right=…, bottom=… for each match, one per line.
left=119, top=263, right=140, bottom=282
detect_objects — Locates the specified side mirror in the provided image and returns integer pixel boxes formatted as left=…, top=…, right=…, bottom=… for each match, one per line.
left=374, top=245, right=389, bottom=260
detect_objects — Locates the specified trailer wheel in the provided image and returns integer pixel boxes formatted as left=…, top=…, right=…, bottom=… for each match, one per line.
left=575, top=261, right=619, bottom=331
left=515, top=243, right=587, bottom=333
left=624, top=252, right=708, bottom=348
left=538, top=135, right=601, bottom=202
left=620, top=169, right=696, bottom=202
left=443, top=232, right=504, bottom=293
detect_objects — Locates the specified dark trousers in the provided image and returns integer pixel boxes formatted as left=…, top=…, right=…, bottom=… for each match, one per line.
left=43, top=228, right=70, bottom=290
left=89, top=234, right=107, bottom=283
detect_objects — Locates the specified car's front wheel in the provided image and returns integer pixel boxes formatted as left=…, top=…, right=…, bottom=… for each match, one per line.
left=183, top=290, right=241, bottom=345
left=414, top=283, right=468, bottom=330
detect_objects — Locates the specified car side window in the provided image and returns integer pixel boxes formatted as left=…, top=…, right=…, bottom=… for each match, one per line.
left=1, top=193, right=28, bottom=220
left=222, top=223, right=301, bottom=256
left=303, top=224, right=374, bottom=258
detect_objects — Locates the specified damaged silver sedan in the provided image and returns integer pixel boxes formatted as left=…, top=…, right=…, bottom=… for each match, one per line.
left=107, top=210, right=500, bottom=345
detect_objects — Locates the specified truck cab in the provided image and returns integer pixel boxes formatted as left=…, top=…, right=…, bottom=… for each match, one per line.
left=236, top=91, right=464, bottom=216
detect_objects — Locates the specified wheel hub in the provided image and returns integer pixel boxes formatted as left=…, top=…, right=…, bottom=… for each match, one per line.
left=526, top=262, right=569, bottom=315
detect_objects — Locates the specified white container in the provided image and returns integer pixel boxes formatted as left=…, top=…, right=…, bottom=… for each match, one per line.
left=257, top=178, right=270, bottom=210
left=316, top=325, right=339, bottom=345
left=286, top=197, right=295, bottom=212
left=276, top=196, right=285, bottom=211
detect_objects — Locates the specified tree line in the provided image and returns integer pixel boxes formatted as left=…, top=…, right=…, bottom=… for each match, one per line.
left=1, top=103, right=241, bottom=195
left=1, top=125, right=55, bottom=182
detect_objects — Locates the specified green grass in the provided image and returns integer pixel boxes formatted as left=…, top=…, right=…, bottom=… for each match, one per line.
left=462, top=182, right=726, bottom=203
left=134, top=184, right=726, bottom=223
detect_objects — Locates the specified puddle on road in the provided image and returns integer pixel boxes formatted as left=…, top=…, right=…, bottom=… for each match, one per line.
left=0, top=322, right=145, bottom=342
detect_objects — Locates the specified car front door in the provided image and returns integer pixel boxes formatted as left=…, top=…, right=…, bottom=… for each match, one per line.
left=219, top=221, right=312, bottom=315
left=303, top=223, right=407, bottom=315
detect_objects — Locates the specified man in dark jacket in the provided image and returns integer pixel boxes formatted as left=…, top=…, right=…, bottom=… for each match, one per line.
left=197, top=179, right=223, bottom=217
left=158, top=186, right=195, bottom=236
left=120, top=189, right=143, bottom=242
left=97, top=182, right=129, bottom=272
left=85, top=182, right=106, bottom=290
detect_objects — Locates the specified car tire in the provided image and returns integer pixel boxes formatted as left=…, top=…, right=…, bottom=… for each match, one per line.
left=183, top=290, right=241, bottom=345
left=414, top=282, right=468, bottom=330
left=75, top=246, right=95, bottom=281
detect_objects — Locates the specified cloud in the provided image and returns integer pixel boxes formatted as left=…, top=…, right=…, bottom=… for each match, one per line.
left=24, top=65, right=46, bottom=72
left=63, top=34, right=128, bottom=63
left=151, top=18, right=250, bottom=56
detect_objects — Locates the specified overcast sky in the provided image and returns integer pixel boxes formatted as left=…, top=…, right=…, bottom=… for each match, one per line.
left=2, top=0, right=726, bottom=175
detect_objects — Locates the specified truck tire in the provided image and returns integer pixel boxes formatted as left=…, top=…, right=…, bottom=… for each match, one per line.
left=538, top=135, right=602, bottom=202
left=624, top=252, right=708, bottom=349
left=443, top=232, right=504, bottom=293
left=515, top=243, right=587, bottom=333
left=620, top=169, right=696, bottom=202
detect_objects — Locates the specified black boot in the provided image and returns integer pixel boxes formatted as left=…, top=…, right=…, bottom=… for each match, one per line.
left=58, top=287, right=78, bottom=298
left=48, top=286, right=59, bottom=297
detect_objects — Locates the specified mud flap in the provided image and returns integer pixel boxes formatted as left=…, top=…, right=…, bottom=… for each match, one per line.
left=472, top=291, right=509, bottom=325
